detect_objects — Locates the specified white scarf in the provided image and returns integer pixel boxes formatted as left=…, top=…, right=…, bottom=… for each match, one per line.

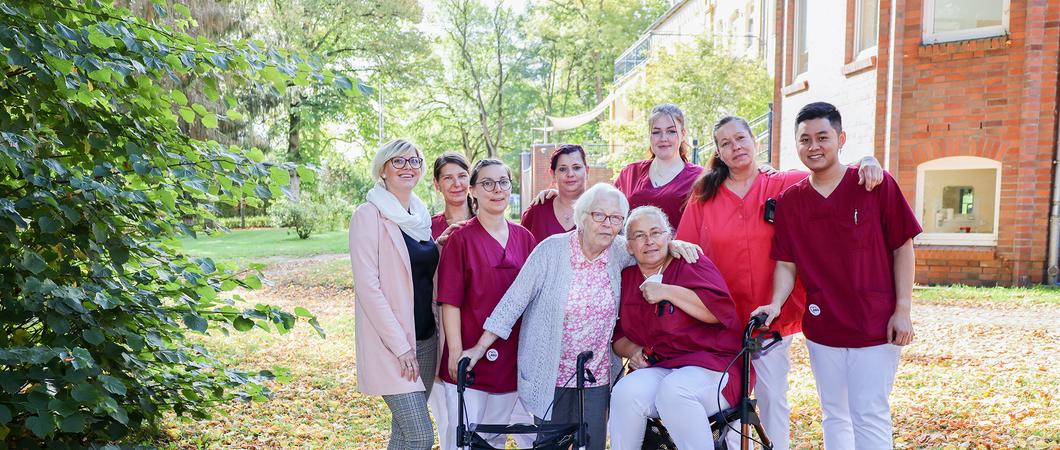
left=366, top=182, right=432, bottom=242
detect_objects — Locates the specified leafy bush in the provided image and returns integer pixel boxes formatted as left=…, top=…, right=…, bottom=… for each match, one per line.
left=0, top=1, right=353, bottom=446
left=315, top=195, right=352, bottom=232
left=269, top=199, right=323, bottom=239
left=217, top=215, right=272, bottom=229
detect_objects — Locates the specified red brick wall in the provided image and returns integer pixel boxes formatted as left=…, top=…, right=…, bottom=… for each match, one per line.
left=772, top=0, right=1060, bottom=285
left=519, top=144, right=614, bottom=216
left=890, top=0, right=1060, bottom=285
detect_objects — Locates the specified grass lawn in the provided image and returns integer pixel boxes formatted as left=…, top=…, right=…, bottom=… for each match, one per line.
left=151, top=255, right=1060, bottom=449
left=177, top=228, right=349, bottom=261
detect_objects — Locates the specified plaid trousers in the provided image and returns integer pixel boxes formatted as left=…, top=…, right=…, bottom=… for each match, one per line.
left=382, top=334, right=438, bottom=450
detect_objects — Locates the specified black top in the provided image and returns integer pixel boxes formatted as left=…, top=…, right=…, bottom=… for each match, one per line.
left=402, top=231, right=439, bottom=340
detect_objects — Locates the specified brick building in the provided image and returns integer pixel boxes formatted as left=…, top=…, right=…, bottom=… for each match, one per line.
left=771, top=0, right=1060, bottom=285
left=519, top=144, right=614, bottom=213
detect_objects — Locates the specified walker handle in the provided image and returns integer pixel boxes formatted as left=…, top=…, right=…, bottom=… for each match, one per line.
left=749, top=312, right=770, bottom=329
left=457, top=357, right=474, bottom=389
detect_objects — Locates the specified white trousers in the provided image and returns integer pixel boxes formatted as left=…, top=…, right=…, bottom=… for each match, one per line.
left=442, top=382, right=534, bottom=449
left=428, top=381, right=449, bottom=448
left=609, top=366, right=738, bottom=450
left=751, top=335, right=793, bottom=450
left=805, top=340, right=901, bottom=450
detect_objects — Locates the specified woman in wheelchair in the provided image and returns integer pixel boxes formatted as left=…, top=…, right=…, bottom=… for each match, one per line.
left=609, top=206, right=744, bottom=450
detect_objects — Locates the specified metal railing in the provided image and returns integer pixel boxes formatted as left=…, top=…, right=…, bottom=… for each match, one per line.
left=693, top=104, right=774, bottom=166
left=614, top=34, right=652, bottom=82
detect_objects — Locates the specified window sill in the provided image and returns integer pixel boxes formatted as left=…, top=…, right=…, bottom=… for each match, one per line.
left=781, top=80, right=809, bottom=97
left=842, top=56, right=877, bottom=77
left=918, top=35, right=1009, bottom=57
left=915, top=233, right=997, bottom=247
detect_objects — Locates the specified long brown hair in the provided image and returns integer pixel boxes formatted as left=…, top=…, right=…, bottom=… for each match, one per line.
left=691, top=116, right=755, bottom=203
left=433, top=151, right=474, bottom=218
left=647, top=104, right=691, bottom=162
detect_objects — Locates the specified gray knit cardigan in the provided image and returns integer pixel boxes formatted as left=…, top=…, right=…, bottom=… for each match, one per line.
left=483, top=230, right=634, bottom=419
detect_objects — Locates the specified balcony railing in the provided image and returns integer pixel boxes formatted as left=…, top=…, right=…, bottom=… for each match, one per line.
left=614, top=34, right=651, bottom=82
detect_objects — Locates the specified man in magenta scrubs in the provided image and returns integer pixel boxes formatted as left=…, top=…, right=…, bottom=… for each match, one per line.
left=753, top=102, right=921, bottom=449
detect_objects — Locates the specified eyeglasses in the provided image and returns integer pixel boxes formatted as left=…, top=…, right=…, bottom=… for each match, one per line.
left=590, top=211, right=625, bottom=226
left=475, top=178, right=512, bottom=192
left=389, top=156, right=423, bottom=169
left=630, top=230, right=670, bottom=243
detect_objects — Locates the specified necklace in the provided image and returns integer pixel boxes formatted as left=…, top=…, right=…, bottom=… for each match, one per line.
left=650, top=160, right=683, bottom=187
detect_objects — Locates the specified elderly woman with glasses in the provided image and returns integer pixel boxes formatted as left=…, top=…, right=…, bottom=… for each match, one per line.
left=608, top=206, right=743, bottom=450
left=460, top=183, right=702, bottom=450
left=349, top=139, right=440, bottom=450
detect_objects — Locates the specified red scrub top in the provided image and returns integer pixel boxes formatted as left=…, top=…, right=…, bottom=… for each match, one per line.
left=520, top=196, right=573, bottom=244
left=613, top=258, right=745, bottom=406
left=436, top=218, right=537, bottom=393
left=615, top=159, right=703, bottom=229
left=676, top=170, right=808, bottom=337
left=431, top=213, right=448, bottom=240
left=771, top=168, right=922, bottom=348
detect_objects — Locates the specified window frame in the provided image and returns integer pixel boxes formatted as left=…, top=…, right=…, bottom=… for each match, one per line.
left=792, top=0, right=808, bottom=78
left=853, top=0, right=879, bottom=60
left=922, top=0, right=1010, bottom=45
left=914, top=156, right=1002, bottom=246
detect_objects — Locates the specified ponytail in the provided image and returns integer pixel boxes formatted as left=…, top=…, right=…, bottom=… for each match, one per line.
left=692, top=153, right=730, bottom=202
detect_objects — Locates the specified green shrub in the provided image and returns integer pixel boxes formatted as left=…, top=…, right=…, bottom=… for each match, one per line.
left=270, top=199, right=323, bottom=239
left=0, top=1, right=339, bottom=445
left=315, top=195, right=352, bottom=232
left=218, top=215, right=272, bottom=229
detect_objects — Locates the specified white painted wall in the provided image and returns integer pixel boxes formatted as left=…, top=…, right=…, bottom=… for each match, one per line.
left=778, top=0, right=877, bottom=170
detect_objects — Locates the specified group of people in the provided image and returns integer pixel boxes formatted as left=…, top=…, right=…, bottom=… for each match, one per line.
left=349, top=101, right=921, bottom=450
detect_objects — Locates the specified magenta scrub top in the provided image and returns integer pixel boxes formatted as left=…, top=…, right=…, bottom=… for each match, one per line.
left=520, top=196, right=574, bottom=244
left=430, top=213, right=448, bottom=240
left=435, top=217, right=537, bottom=393
left=771, top=167, right=922, bottom=348
left=615, top=159, right=703, bottom=229
left=613, top=257, right=745, bottom=406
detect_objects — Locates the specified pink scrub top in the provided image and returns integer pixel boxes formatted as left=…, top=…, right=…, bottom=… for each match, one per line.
left=615, top=159, right=703, bottom=229
left=436, top=218, right=537, bottom=393
left=676, top=169, right=809, bottom=337
left=771, top=167, right=922, bottom=348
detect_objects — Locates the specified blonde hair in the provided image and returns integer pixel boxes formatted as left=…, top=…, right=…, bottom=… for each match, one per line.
left=371, top=139, right=423, bottom=182
left=647, top=104, right=691, bottom=161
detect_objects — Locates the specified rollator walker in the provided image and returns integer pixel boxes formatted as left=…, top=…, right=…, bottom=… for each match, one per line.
left=642, top=312, right=782, bottom=450
left=456, top=351, right=596, bottom=449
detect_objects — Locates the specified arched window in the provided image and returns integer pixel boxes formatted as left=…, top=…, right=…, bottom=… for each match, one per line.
left=915, top=156, right=1001, bottom=246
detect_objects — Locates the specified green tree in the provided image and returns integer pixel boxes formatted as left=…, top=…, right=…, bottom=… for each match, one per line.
left=256, top=0, right=429, bottom=200
left=0, top=0, right=338, bottom=444
left=604, top=38, right=774, bottom=169
left=528, top=0, right=668, bottom=112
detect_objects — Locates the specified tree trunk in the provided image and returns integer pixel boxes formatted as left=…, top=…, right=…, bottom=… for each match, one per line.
left=287, top=104, right=301, bottom=201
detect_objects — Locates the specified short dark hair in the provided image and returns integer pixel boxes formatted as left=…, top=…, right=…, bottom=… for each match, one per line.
left=549, top=144, right=587, bottom=171
left=795, top=102, right=843, bottom=134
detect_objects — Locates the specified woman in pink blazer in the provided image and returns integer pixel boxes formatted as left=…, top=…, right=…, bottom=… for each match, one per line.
left=350, top=139, right=440, bottom=450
